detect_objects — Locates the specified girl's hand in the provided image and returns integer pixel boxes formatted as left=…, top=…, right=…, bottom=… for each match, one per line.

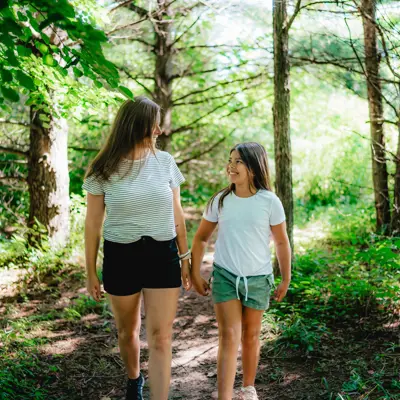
left=192, top=273, right=210, bottom=296
left=181, top=259, right=192, bottom=291
left=274, top=281, right=290, bottom=302
left=86, top=273, right=102, bottom=302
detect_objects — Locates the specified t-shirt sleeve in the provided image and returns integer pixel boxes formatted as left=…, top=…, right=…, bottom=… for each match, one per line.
left=82, top=174, right=104, bottom=195
left=270, top=195, right=286, bottom=226
left=203, top=196, right=219, bottom=223
left=169, top=156, right=185, bottom=188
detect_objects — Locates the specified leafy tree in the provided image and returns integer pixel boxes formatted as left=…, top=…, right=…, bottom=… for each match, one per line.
left=0, top=0, right=124, bottom=246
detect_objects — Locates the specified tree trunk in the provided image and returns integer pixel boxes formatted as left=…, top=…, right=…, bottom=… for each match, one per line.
left=27, top=107, right=70, bottom=247
left=361, top=0, right=391, bottom=235
left=392, top=120, right=400, bottom=236
left=273, top=0, right=294, bottom=263
left=154, top=0, right=173, bottom=152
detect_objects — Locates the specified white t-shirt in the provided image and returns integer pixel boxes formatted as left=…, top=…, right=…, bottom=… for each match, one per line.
left=82, top=151, right=185, bottom=243
left=203, top=190, right=286, bottom=276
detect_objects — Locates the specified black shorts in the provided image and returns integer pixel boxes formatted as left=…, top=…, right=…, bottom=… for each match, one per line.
left=102, top=236, right=181, bottom=296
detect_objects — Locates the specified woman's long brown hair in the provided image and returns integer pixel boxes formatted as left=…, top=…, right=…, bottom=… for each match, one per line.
left=206, top=142, right=272, bottom=212
left=85, top=96, right=160, bottom=181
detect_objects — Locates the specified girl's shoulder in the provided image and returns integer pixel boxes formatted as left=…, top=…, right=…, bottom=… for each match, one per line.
left=256, top=190, right=282, bottom=204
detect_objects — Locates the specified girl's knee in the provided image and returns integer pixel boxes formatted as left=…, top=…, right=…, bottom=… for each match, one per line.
left=219, top=326, right=241, bottom=345
left=241, top=327, right=260, bottom=345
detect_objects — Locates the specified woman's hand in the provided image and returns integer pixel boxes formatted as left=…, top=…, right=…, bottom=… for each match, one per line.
left=191, top=273, right=210, bottom=296
left=181, top=259, right=192, bottom=291
left=86, top=273, right=102, bottom=302
left=273, top=280, right=290, bottom=302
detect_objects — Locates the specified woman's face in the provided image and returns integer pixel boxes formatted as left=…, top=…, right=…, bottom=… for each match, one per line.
left=152, top=114, right=162, bottom=141
left=227, top=150, right=252, bottom=186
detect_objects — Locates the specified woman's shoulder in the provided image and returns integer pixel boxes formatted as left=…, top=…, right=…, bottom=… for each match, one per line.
left=155, top=150, right=173, bottom=159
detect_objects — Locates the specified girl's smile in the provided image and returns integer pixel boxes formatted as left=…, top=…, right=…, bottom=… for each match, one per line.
left=228, top=150, right=248, bottom=184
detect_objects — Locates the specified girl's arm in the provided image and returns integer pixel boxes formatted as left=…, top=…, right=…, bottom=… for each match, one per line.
left=271, top=221, right=291, bottom=302
left=172, top=187, right=191, bottom=291
left=191, top=218, right=218, bottom=296
left=85, top=193, right=105, bottom=301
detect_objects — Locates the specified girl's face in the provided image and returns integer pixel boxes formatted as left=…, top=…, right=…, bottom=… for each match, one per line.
left=227, top=150, right=252, bottom=186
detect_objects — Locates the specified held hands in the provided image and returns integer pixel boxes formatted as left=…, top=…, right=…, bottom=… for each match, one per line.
left=191, top=272, right=211, bottom=296
left=86, top=273, right=102, bottom=302
left=181, top=259, right=192, bottom=291
left=273, top=280, right=290, bottom=302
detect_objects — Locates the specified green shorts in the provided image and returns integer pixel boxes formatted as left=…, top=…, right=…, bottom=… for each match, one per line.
left=211, top=264, right=275, bottom=310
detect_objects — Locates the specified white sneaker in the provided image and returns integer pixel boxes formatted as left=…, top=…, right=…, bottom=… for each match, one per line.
left=240, top=386, right=259, bottom=400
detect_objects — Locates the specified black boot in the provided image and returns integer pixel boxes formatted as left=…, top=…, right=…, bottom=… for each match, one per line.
left=126, top=372, right=145, bottom=400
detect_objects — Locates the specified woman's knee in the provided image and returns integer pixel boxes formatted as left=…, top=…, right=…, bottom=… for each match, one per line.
left=148, top=327, right=173, bottom=352
left=117, top=325, right=141, bottom=343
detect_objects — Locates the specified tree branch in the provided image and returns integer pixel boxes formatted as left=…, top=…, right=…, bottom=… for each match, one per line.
left=108, top=0, right=148, bottom=15
left=344, top=17, right=399, bottom=118
left=0, top=146, right=29, bottom=157
left=0, top=118, right=30, bottom=127
left=0, top=175, right=26, bottom=182
left=176, top=132, right=233, bottom=166
left=169, top=15, right=202, bottom=48
left=106, top=17, right=149, bottom=36
left=352, top=130, right=400, bottom=162
left=173, top=73, right=264, bottom=103
left=119, top=67, right=153, bottom=94
left=173, top=82, right=261, bottom=106
left=169, top=60, right=250, bottom=81
left=291, top=55, right=397, bottom=85
left=170, top=97, right=235, bottom=135
left=109, top=36, right=155, bottom=49
left=287, top=0, right=302, bottom=31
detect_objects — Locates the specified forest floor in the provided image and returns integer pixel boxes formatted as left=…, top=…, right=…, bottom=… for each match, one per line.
left=1, top=214, right=399, bottom=400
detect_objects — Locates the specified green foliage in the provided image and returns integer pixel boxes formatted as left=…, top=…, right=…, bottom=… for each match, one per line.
left=63, top=294, right=110, bottom=321
left=0, top=314, right=58, bottom=399
left=275, top=314, right=329, bottom=353
left=0, top=0, right=121, bottom=110
left=268, top=204, right=399, bottom=356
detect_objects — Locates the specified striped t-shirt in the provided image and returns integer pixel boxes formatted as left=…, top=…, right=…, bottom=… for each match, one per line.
left=82, top=151, right=185, bottom=244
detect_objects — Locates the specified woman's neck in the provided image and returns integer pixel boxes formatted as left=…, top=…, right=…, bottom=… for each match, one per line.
left=126, top=144, right=154, bottom=160
left=234, top=183, right=257, bottom=198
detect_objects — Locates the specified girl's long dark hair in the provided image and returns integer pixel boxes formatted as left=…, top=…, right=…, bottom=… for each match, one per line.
left=85, top=96, right=160, bottom=181
left=207, top=142, right=272, bottom=212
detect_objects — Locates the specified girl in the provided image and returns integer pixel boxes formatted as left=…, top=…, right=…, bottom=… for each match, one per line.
left=83, top=97, right=191, bottom=400
left=191, top=142, right=291, bottom=400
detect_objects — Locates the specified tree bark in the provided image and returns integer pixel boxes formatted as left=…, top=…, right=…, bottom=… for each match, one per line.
left=273, top=0, right=294, bottom=258
left=361, top=0, right=391, bottom=234
left=392, top=120, right=400, bottom=236
left=27, top=107, right=70, bottom=247
left=154, top=0, right=173, bottom=152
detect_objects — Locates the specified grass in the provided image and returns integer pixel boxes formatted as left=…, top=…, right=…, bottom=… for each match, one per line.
left=260, top=203, right=400, bottom=399
left=0, top=201, right=399, bottom=399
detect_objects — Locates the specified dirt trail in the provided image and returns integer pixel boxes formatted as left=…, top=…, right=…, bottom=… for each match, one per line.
left=2, top=249, right=399, bottom=400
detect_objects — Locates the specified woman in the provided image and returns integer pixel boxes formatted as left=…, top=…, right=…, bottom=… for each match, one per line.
left=83, top=97, right=191, bottom=400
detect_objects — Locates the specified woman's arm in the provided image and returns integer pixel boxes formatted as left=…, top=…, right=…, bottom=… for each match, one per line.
left=172, top=187, right=191, bottom=291
left=191, top=218, right=217, bottom=296
left=85, top=193, right=105, bottom=301
left=270, top=221, right=291, bottom=302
